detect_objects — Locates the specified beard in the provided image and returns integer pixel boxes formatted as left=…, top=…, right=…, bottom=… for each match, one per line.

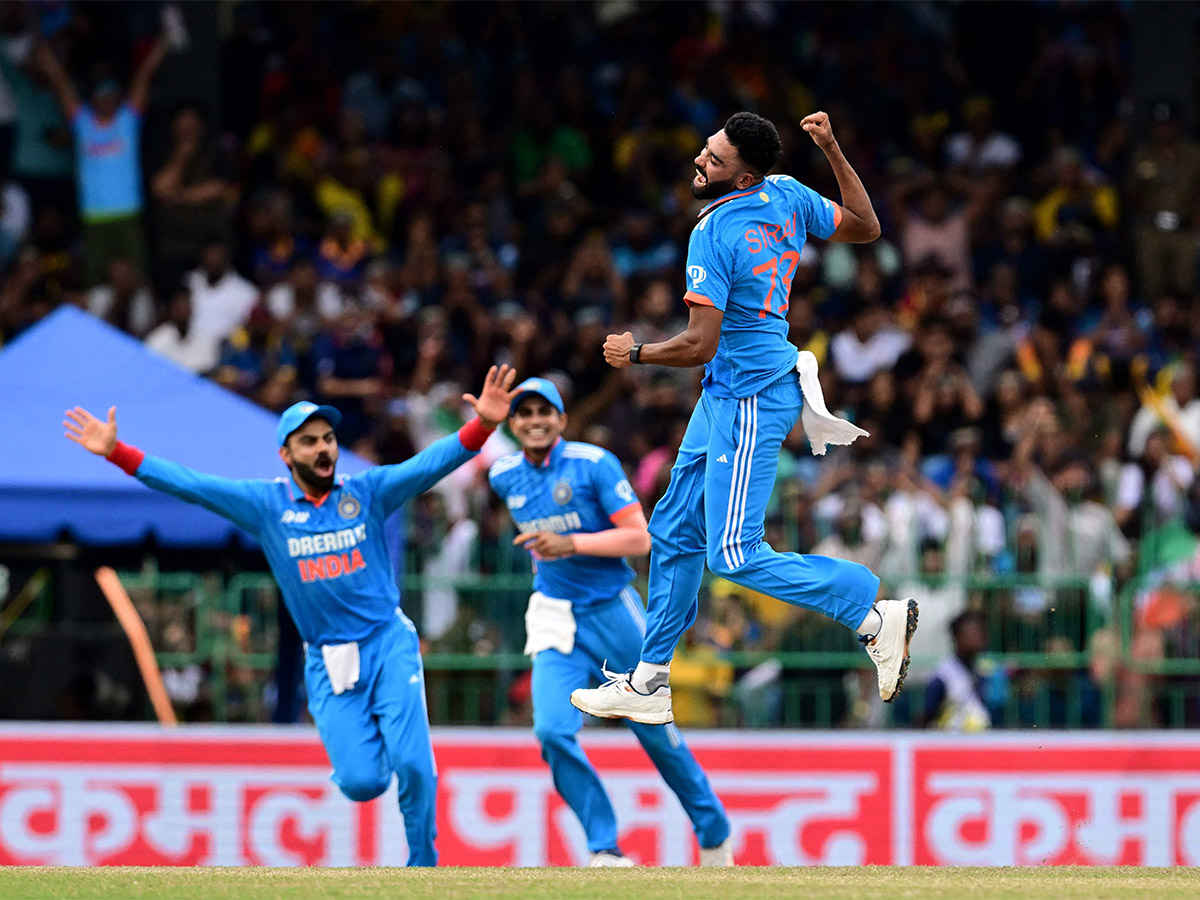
left=293, top=454, right=336, bottom=494
left=691, top=169, right=739, bottom=200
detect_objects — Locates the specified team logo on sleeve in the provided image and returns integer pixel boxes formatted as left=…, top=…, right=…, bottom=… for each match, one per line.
left=338, top=495, right=362, bottom=519
left=615, top=479, right=634, bottom=503
left=507, top=494, right=527, bottom=510
left=552, top=480, right=573, bottom=505
left=687, top=265, right=707, bottom=290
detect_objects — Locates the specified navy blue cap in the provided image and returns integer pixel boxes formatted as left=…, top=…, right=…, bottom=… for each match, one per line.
left=276, top=401, right=342, bottom=446
left=509, top=377, right=565, bottom=415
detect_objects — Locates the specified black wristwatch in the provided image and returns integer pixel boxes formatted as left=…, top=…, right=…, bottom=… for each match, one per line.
left=629, top=342, right=644, bottom=364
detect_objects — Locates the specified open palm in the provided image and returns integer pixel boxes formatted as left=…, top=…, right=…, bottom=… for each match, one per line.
left=64, top=406, right=118, bottom=457
left=463, top=364, right=519, bottom=427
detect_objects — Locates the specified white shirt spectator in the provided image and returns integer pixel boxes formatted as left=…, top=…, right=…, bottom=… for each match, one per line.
left=1127, top=399, right=1200, bottom=458
left=144, top=321, right=217, bottom=373
left=266, top=279, right=344, bottom=322
left=185, top=266, right=259, bottom=372
left=945, top=129, right=1022, bottom=174
left=1116, top=457, right=1194, bottom=525
left=830, top=325, right=911, bottom=384
left=87, top=283, right=156, bottom=337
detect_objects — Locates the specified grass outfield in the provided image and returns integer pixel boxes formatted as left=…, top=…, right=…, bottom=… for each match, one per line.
left=1, top=867, right=1197, bottom=900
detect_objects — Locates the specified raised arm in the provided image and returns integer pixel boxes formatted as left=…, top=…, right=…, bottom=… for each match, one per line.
left=369, top=364, right=518, bottom=510
left=64, top=405, right=263, bottom=533
left=602, top=303, right=723, bottom=370
left=33, top=41, right=79, bottom=120
left=128, top=34, right=170, bottom=114
left=801, top=111, right=881, bottom=244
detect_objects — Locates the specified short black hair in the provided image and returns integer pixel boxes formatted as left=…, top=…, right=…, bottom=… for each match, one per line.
left=949, top=610, right=987, bottom=639
left=723, top=112, right=783, bottom=176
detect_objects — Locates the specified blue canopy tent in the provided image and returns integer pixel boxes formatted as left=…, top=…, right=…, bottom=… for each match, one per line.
left=0, top=306, right=373, bottom=546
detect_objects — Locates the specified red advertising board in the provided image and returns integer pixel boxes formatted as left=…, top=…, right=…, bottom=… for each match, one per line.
left=0, top=726, right=1197, bottom=866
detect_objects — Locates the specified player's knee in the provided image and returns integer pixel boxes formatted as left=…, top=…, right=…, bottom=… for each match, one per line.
left=337, top=769, right=391, bottom=802
left=649, top=529, right=695, bottom=558
left=706, top=545, right=743, bottom=578
left=391, top=754, right=437, bottom=792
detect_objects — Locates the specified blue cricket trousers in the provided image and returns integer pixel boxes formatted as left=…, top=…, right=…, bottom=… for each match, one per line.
left=532, top=586, right=730, bottom=853
left=306, top=611, right=437, bottom=866
left=642, top=375, right=879, bottom=664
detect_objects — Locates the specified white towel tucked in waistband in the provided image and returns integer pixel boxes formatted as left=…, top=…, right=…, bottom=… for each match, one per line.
left=523, top=591, right=576, bottom=657
left=796, top=349, right=869, bottom=456
left=321, top=641, right=361, bottom=695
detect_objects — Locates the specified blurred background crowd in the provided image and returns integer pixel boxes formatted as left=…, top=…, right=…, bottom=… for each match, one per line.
left=2, top=1, right=1199, bottom=730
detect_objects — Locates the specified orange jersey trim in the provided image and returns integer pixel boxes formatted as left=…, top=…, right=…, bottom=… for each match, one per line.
left=832, top=203, right=843, bottom=230
left=698, top=187, right=763, bottom=218
left=684, top=290, right=716, bottom=307
left=610, top=501, right=643, bottom=524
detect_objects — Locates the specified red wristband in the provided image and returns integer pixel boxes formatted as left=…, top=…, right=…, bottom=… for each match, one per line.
left=107, top=441, right=145, bottom=475
left=457, top=418, right=495, bottom=452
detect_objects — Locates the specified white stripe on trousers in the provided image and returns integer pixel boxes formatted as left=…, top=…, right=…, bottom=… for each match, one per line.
left=621, top=586, right=646, bottom=633
left=720, top=399, right=749, bottom=570
left=720, top=395, right=757, bottom=570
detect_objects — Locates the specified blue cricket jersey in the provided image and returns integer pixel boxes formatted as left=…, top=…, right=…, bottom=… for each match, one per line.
left=73, top=104, right=143, bottom=220
left=683, top=174, right=840, bottom=398
left=133, top=431, right=477, bottom=646
left=488, top=440, right=641, bottom=610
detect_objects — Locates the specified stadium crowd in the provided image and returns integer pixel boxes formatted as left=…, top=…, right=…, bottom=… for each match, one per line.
left=2, top=2, right=1198, bottom=728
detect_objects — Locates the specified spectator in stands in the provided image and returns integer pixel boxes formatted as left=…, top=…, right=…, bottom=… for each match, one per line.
left=86, top=256, right=154, bottom=338
left=316, top=210, right=371, bottom=287
left=1115, top=429, right=1195, bottom=536
left=213, top=304, right=298, bottom=410
left=150, top=102, right=234, bottom=286
left=266, top=257, right=343, bottom=331
left=248, top=191, right=311, bottom=287
left=829, top=303, right=911, bottom=402
left=311, top=301, right=391, bottom=449
left=610, top=209, right=679, bottom=280
left=896, top=178, right=974, bottom=292
left=910, top=319, right=985, bottom=457
left=1, top=21, right=74, bottom=217
left=35, top=28, right=172, bottom=285
left=1125, top=100, right=1200, bottom=299
left=1127, top=363, right=1200, bottom=461
left=144, top=282, right=209, bottom=373
left=185, top=240, right=259, bottom=374
left=944, top=96, right=1022, bottom=177
left=1032, top=146, right=1120, bottom=261
left=921, top=610, right=992, bottom=732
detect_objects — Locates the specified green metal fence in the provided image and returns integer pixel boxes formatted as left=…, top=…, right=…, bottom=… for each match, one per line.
left=3, top=551, right=1196, bottom=727
left=92, top=566, right=1200, bottom=728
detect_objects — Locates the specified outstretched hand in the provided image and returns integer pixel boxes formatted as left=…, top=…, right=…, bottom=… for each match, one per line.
left=801, top=111, right=837, bottom=150
left=463, top=364, right=519, bottom=427
left=64, top=406, right=118, bottom=457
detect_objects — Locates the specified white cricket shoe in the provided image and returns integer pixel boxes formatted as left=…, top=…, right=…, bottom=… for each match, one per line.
left=859, top=598, right=919, bottom=702
left=588, top=850, right=634, bottom=867
left=570, top=666, right=674, bottom=724
left=699, top=837, right=735, bottom=867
